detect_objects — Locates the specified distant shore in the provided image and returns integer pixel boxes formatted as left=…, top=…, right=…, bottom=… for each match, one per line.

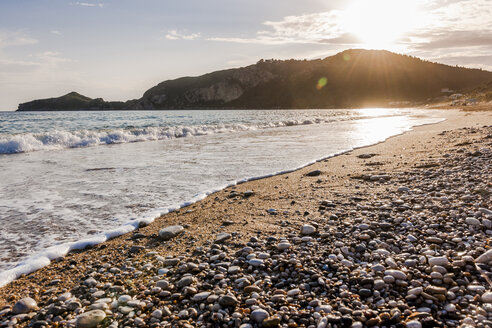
left=0, top=108, right=491, bottom=327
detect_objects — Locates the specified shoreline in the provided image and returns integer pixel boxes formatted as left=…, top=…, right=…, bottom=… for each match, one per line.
left=0, top=108, right=444, bottom=283
left=0, top=108, right=491, bottom=327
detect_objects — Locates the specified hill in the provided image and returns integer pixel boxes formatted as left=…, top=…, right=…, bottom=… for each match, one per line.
left=17, top=49, right=492, bottom=111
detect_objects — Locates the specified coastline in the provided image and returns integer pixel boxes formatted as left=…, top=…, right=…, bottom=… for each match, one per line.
left=0, top=108, right=491, bottom=327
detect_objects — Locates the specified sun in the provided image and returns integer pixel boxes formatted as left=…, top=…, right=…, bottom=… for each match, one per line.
left=343, top=0, right=421, bottom=49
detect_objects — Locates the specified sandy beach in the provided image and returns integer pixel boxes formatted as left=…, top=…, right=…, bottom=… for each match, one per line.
left=0, top=108, right=491, bottom=327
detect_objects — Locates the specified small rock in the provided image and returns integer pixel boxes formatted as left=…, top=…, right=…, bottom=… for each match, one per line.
left=192, top=292, right=211, bottom=302
left=75, top=310, right=106, bottom=328
left=465, top=217, right=481, bottom=226
left=219, top=295, right=238, bottom=307
left=251, top=309, right=269, bottom=323
left=428, top=256, right=449, bottom=267
left=406, top=321, right=422, bottom=328
left=476, top=249, right=492, bottom=263
left=214, top=233, right=231, bottom=244
left=176, top=276, right=194, bottom=288
left=301, top=224, right=316, bottom=235
left=277, top=242, right=291, bottom=251
left=12, top=298, right=37, bottom=314
left=482, top=292, right=492, bottom=303
left=158, top=225, right=184, bottom=241
left=384, top=270, right=407, bottom=280
left=262, top=316, right=281, bottom=328
left=305, top=170, right=322, bottom=177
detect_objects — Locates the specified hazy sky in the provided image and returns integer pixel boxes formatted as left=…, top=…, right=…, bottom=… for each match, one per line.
left=1, top=0, right=491, bottom=111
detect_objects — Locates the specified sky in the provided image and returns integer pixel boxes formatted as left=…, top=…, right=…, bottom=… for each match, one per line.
left=0, top=0, right=491, bottom=111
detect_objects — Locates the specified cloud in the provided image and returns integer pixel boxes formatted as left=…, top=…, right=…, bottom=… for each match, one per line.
left=165, top=30, right=200, bottom=41
left=0, top=30, right=38, bottom=48
left=412, top=30, right=492, bottom=50
left=71, top=2, right=104, bottom=8
left=50, top=30, right=62, bottom=35
left=209, top=11, right=347, bottom=45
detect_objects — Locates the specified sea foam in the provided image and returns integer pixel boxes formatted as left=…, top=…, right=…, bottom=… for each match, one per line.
left=0, top=120, right=325, bottom=155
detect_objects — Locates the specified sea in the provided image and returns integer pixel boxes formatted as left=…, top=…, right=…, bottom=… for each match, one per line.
left=0, top=108, right=446, bottom=286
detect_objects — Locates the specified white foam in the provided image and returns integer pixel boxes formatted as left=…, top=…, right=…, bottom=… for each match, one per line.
left=0, top=120, right=329, bottom=155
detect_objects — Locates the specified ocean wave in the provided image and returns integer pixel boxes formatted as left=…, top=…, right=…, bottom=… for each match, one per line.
left=0, top=119, right=325, bottom=154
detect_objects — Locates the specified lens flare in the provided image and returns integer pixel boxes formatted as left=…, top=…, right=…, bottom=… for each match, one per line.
left=317, top=77, right=327, bottom=90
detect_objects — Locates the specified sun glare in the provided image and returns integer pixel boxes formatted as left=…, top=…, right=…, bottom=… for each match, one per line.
left=343, top=0, right=421, bottom=49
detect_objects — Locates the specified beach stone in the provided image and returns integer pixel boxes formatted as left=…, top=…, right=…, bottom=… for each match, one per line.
left=287, top=288, right=301, bottom=296
left=156, top=280, right=170, bottom=289
left=372, top=264, right=385, bottom=272
left=482, top=292, right=492, bottom=303
left=428, top=256, right=449, bottom=267
left=398, top=186, right=410, bottom=193
left=192, top=292, right=211, bottom=302
left=177, top=276, right=194, bottom=288
left=305, top=170, right=321, bottom=177
left=480, top=208, right=492, bottom=216
left=277, top=242, right=291, bottom=251
left=384, top=270, right=407, bottom=280
left=119, top=306, right=133, bottom=314
left=251, top=309, right=269, bottom=323
left=219, top=295, right=238, bottom=307
left=151, top=309, right=162, bottom=319
left=12, top=297, right=37, bottom=314
left=465, top=217, right=481, bottom=226
left=301, top=224, right=316, bottom=235
left=228, top=266, right=240, bottom=274
left=214, top=233, right=231, bottom=244
left=118, top=295, right=132, bottom=303
left=476, top=249, right=492, bottom=263
left=248, top=259, right=263, bottom=267
left=158, top=225, right=184, bottom=240
left=262, top=316, right=281, bottom=327
left=84, top=277, right=98, bottom=287
left=75, top=310, right=106, bottom=328
left=406, top=321, right=422, bottom=328
left=163, top=258, right=179, bottom=266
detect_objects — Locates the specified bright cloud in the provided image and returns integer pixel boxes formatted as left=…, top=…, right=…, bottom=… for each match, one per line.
left=165, top=30, right=201, bottom=41
left=71, top=2, right=104, bottom=8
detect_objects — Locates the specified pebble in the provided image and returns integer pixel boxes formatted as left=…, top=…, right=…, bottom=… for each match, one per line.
left=305, top=170, right=322, bottom=177
left=465, top=217, right=481, bottom=226
left=428, top=256, right=449, bottom=266
left=192, top=292, right=211, bottom=302
left=12, top=297, right=37, bottom=314
left=482, top=292, right=492, bottom=303
left=251, top=309, right=269, bottom=323
left=384, top=270, right=407, bottom=280
left=158, top=225, right=184, bottom=240
left=406, top=321, right=422, bottom=328
left=301, top=224, right=316, bottom=235
left=277, top=242, right=291, bottom=251
left=75, top=310, right=106, bottom=328
left=214, top=232, right=231, bottom=243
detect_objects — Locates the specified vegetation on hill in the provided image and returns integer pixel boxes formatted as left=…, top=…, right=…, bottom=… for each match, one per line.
left=17, top=49, right=492, bottom=111
left=464, top=81, right=492, bottom=102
